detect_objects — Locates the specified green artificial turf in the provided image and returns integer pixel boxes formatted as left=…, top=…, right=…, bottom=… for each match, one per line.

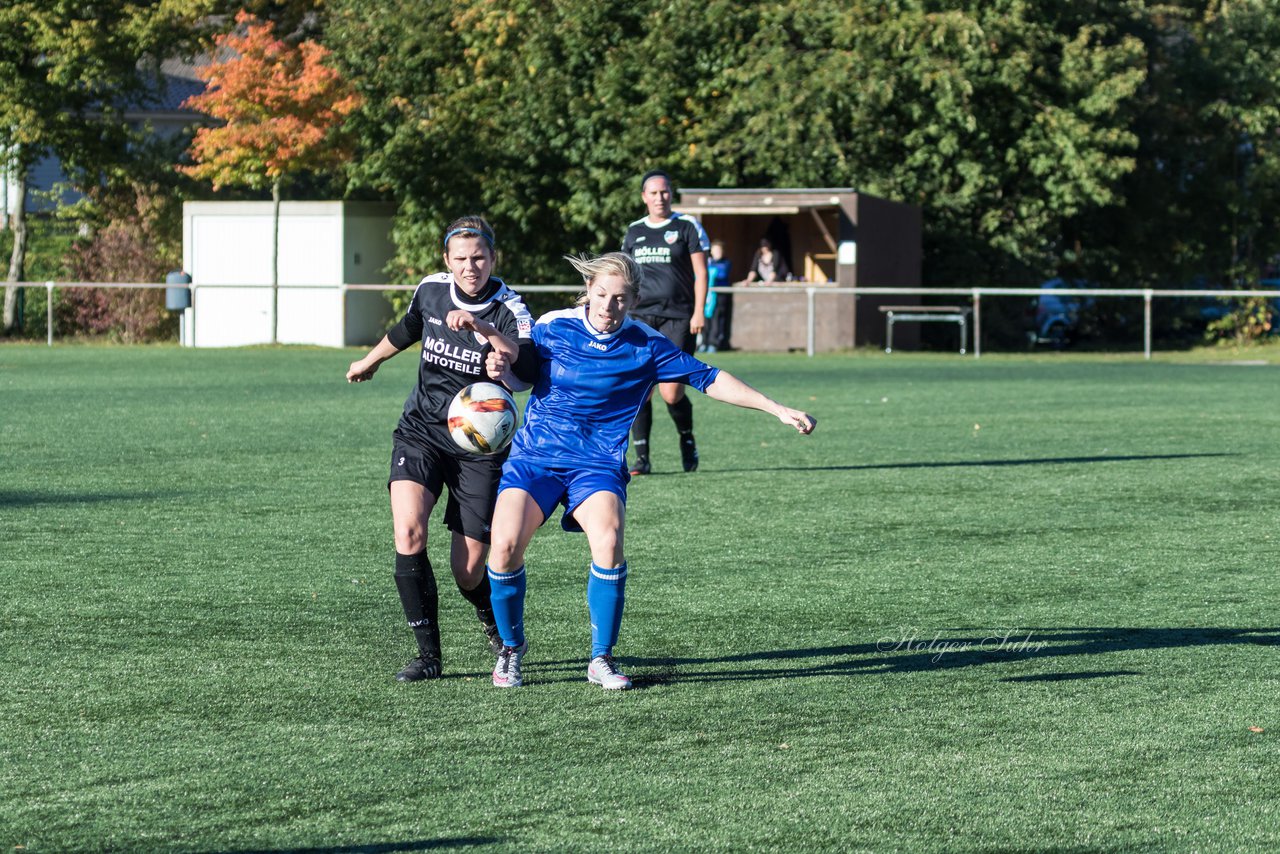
left=1, top=344, right=1277, bottom=852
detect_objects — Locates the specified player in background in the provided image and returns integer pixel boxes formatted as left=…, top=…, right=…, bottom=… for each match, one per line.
left=621, top=170, right=710, bottom=475
left=346, top=216, right=538, bottom=682
left=480, top=252, right=816, bottom=690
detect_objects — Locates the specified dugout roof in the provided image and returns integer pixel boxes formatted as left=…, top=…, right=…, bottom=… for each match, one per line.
left=675, top=187, right=853, bottom=218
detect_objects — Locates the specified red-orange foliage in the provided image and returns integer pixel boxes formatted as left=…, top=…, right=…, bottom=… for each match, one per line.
left=180, top=11, right=361, bottom=190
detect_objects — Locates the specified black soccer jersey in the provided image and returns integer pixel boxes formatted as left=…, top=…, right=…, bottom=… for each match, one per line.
left=621, top=212, right=711, bottom=319
left=386, top=273, right=535, bottom=454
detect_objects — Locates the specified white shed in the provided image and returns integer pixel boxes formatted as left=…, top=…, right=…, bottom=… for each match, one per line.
left=181, top=200, right=397, bottom=348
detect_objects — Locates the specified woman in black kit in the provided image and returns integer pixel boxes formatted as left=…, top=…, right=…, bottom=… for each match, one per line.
left=346, top=215, right=536, bottom=682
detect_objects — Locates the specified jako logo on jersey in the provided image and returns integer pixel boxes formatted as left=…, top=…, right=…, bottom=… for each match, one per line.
left=588, top=341, right=607, bottom=351
left=664, top=230, right=678, bottom=244
left=427, top=316, right=443, bottom=325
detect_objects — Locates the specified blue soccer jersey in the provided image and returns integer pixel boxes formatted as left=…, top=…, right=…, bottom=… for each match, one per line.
left=509, top=307, right=721, bottom=471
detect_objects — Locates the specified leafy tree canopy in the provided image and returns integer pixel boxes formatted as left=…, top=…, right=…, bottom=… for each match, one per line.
left=0, top=0, right=215, bottom=180
left=0, top=0, right=212, bottom=331
left=1082, top=1, right=1280, bottom=288
left=326, top=0, right=1152, bottom=285
left=180, top=10, right=360, bottom=192
left=320, top=1, right=1280, bottom=291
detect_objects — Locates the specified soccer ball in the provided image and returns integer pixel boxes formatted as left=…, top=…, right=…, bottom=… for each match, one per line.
left=447, top=382, right=518, bottom=455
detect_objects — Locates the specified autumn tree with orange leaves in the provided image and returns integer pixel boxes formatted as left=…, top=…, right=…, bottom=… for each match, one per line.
left=181, top=10, right=360, bottom=342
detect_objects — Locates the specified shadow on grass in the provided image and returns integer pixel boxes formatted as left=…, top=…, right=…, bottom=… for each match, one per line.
left=208, top=838, right=501, bottom=854
left=1000, top=670, right=1143, bottom=683
left=700, top=452, right=1234, bottom=475
left=0, top=489, right=182, bottom=507
left=528, top=627, right=1275, bottom=685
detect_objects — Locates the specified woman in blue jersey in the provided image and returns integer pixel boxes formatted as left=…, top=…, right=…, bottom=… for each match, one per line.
left=480, top=251, right=816, bottom=690
left=346, top=215, right=537, bottom=683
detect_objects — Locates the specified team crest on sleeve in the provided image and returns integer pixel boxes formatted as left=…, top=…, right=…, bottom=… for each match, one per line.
left=497, top=285, right=536, bottom=338
left=664, top=230, right=679, bottom=244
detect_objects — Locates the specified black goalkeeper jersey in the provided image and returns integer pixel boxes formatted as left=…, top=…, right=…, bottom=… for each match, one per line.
left=622, top=212, right=710, bottom=319
left=386, top=273, right=535, bottom=453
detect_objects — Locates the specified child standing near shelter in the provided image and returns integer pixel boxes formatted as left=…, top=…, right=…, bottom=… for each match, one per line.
left=703, top=239, right=733, bottom=352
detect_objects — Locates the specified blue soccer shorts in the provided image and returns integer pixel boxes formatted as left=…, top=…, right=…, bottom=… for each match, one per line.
left=498, top=459, right=628, bottom=533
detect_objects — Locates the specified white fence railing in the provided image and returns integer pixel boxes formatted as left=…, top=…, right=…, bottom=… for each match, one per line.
left=726, top=285, right=1280, bottom=359
left=12, top=281, right=1280, bottom=359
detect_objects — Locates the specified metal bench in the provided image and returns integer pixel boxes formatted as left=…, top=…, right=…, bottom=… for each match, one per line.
left=879, top=305, right=972, bottom=354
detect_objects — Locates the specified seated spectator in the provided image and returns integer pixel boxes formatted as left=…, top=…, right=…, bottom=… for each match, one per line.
left=746, top=238, right=791, bottom=284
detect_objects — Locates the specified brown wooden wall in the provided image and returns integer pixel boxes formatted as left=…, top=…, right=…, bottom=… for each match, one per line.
left=682, top=190, right=922, bottom=351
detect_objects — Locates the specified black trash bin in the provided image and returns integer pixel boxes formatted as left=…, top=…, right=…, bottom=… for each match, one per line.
left=166, top=271, right=191, bottom=310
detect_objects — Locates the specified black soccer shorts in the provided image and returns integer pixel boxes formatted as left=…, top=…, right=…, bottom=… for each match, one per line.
left=388, top=431, right=504, bottom=543
left=632, top=312, right=696, bottom=355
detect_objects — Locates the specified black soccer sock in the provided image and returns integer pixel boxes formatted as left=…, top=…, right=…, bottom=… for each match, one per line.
left=394, top=551, right=440, bottom=660
left=457, top=573, right=494, bottom=620
left=632, top=399, right=653, bottom=458
left=667, top=395, right=694, bottom=435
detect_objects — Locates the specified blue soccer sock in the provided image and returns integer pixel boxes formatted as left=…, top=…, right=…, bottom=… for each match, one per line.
left=587, top=562, right=628, bottom=658
left=487, top=565, right=526, bottom=648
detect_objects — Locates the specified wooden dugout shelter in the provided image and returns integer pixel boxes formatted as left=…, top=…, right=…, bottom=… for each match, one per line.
left=676, top=188, right=923, bottom=351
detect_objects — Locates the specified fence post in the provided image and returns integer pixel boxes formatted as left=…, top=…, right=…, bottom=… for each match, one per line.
left=1143, top=289, right=1153, bottom=360
left=972, top=288, right=982, bottom=358
left=46, top=282, right=54, bottom=346
left=339, top=283, right=348, bottom=349
left=806, top=287, right=816, bottom=357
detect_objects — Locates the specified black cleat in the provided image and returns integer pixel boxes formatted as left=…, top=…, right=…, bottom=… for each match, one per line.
left=629, top=456, right=651, bottom=476
left=396, top=655, right=443, bottom=682
left=481, top=620, right=504, bottom=655
left=475, top=608, right=504, bottom=655
left=680, top=435, right=699, bottom=472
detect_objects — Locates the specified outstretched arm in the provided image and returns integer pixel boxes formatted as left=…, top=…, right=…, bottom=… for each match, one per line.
left=347, top=335, right=403, bottom=383
left=703, top=370, right=816, bottom=434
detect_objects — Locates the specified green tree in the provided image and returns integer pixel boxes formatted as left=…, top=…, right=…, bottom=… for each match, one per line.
left=696, top=1, right=1147, bottom=283
left=327, top=1, right=629, bottom=283
left=1085, top=2, right=1280, bottom=287
left=0, top=0, right=213, bottom=334
left=328, top=1, right=1149, bottom=289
